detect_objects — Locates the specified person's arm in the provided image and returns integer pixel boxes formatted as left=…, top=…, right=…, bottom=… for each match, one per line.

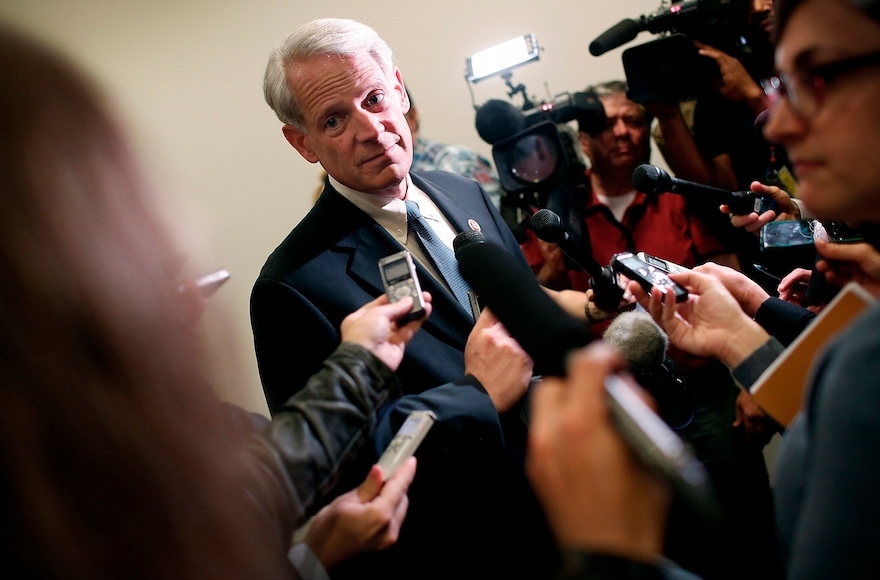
left=648, top=101, right=739, bottom=191
left=694, top=41, right=768, bottom=116
left=780, top=324, right=880, bottom=579
left=527, top=343, right=671, bottom=572
left=260, top=295, right=431, bottom=520
left=300, top=458, right=417, bottom=571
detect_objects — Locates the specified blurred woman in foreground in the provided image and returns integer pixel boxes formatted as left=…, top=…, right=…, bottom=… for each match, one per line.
left=0, top=23, right=430, bottom=578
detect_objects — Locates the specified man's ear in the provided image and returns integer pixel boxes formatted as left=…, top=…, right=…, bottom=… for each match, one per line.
left=394, top=67, right=410, bottom=114
left=282, top=124, right=319, bottom=164
left=578, top=131, right=592, bottom=161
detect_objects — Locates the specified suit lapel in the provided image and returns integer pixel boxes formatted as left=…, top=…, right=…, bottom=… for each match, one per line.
left=320, top=184, right=475, bottom=348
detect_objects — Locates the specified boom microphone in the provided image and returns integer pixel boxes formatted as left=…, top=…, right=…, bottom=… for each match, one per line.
left=589, top=18, right=643, bottom=57
left=454, top=239, right=718, bottom=520
left=589, top=0, right=705, bottom=56
left=529, top=209, right=624, bottom=312
left=632, top=164, right=776, bottom=215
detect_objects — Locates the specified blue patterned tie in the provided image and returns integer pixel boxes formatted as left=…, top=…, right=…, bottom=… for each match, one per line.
left=405, top=200, right=472, bottom=315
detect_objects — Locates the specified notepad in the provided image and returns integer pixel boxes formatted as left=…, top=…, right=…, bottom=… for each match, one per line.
left=750, top=282, right=876, bottom=427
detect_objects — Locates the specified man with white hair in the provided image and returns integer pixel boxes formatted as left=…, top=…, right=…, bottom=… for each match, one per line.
left=252, top=18, right=558, bottom=579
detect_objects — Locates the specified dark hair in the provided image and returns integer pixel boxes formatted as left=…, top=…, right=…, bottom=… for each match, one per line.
left=0, top=25, right=291, bottom=578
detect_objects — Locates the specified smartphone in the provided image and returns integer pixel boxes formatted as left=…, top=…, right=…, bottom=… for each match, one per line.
left=376, top=410, right=436, bottom=478
left=636, top=252, right=690, bottom=275
left=378, top=251, right=426, bottom=324
left=612, top=252, right=688, bottom=303
left=760, top=220, right=815, bottom=250
left=819, top=220, right=864, bottom=243
left=752, top=263, right=809, bottom=293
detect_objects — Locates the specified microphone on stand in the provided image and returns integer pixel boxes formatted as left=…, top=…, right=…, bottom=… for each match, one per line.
left=632, top=164, right=777, bottom=215
left=529, top=209, right=624, bottom=313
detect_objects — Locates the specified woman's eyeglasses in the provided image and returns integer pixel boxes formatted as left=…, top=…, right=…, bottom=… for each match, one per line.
left=761, top=49, right=880, bottom=117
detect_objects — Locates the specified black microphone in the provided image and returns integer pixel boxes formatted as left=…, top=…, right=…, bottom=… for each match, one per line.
left=529, top=209, right=624, bottom=312
left=589, top=18, right=643, bottom=56
left=475, top=99, right=526, bottom=145
left=589, top=0, right=704, bottom=56
left=632, top=164, right=775, bottom=215
left=455, top=240, right=718, bottom=520
left=453, top=230, right=487, bottom=321
left=452, top=230, right=485, bottom=253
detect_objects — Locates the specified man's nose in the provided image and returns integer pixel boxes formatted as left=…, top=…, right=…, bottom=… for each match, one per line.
left=353, top=109, right=383, bottom=141
left=612, top=118, right=629, bottom=137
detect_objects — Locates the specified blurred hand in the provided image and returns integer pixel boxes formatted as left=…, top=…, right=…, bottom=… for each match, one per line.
left=734, top=389, right=778, bottom=447
left=815, top=238, right=880, bottom=297
left=628, top=270, right=769, bottom=368
left=695, top=262, right=770, bottom=317
left=721, top=182, right=801, bottom=234
left=340, top=293, right=432, bottom=372
left=535, top=240, right=571, bottom=290
left=527, top=343, right=670, bottom=562
left=304, top=457, right=416, bottom=569
left=465, top=308, right=533, bottom=413
left=695, top=41, right=767, bottom=110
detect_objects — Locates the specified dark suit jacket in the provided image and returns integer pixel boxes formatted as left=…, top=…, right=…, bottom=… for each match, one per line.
left=251, top=171, right=558, bottom=578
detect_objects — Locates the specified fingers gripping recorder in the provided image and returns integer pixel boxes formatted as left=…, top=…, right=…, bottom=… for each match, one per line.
left=612, top=252, right=689, bottom=303
left=378, top=251, right=427, bottom=324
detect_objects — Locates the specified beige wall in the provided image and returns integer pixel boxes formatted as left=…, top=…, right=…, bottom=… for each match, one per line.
left=0, top=0, right=665, bottom=416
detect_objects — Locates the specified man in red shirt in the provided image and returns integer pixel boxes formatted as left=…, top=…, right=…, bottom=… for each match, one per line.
left=522, top=80, right=738, bottom=292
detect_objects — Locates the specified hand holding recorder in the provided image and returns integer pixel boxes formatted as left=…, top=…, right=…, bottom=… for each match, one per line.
left=341, top=292, right=433, bottom=373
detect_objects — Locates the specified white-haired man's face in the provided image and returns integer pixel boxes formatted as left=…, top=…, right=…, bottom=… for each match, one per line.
left=283, top=51, right=413, bottom=198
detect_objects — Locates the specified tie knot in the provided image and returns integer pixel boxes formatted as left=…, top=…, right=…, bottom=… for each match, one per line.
left=405, top=200, right=423, bottom=221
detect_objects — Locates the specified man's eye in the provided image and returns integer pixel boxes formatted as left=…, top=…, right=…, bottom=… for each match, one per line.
left=325, top=117, right=339, bottom=129
left=367, top=93, right=385, bottom=106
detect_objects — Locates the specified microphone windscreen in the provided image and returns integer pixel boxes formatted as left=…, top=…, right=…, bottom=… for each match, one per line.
left=453, top=230, right=485, bottom=254
left=529, top=209, right=566, bottom=244
left=603, top=310, right=668, bottom=377
left=475, top=99, right=526, bottom=145
left=589, top=18, right=643, bottom=56
left=455, top=240, right=592, bottom=376
left=632, top=164, right=671, bottom=195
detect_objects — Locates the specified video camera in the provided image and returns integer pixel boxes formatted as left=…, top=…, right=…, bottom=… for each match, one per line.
left=464, top=35, right=606, bottom=243
left=589, top=0, right=757, bottom=103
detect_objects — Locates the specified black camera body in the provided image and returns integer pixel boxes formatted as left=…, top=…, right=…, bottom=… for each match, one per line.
left=492, top=92, right=604, bottom=196
left=592, top=0, right=756, bottom=103
left=475, top=91, right=605, bottom=244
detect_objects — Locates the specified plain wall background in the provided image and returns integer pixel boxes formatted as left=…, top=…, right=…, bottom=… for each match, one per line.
left=0, top=0, right=669, bottom=416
